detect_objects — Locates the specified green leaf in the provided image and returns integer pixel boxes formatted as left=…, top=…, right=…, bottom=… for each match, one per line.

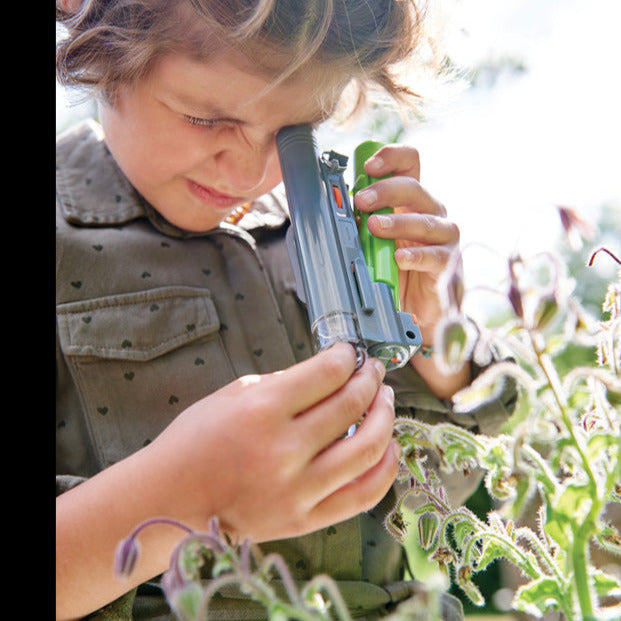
left=437, top=318, right=476, bottom=374
left=476, top=538, right=510, bottom=572
left=443, top=441, right=479, bottom=464
left=557, top=484, right=592, bottom=517
left=595, top=522, right=621, bottom=555
left=545, top=482, right=593, bottom=547
left=503, top=474, right=534, bottom=519
left=544, top=515, right=571, bottom=550
left=400, top=444, right=427, bottom=484
left=607, top=386, right=621, bottom=407
left=451, top=517, right=475, bottom=549
left=592, top=569, right=621, bottom=597
left=586, top=432, right=616, bottom=462
left=452, top=375, right=505, bottom=413
left=483, top=440, right=512, bottom=468
left=412, top=502, right=440, bottom=516
left=513, top=576, right=564, bottom=617
left=457, top=572, right=485, bottom=607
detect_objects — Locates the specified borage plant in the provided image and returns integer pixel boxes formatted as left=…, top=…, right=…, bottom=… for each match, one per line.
left=116, top=516, right=354, bottom=621
left=116, top=231, right=620, bottom=621
left=390, top=243, right=621, bottom=620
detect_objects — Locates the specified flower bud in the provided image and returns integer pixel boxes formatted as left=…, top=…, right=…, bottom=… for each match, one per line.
left=558, top=205, right=595, bottom=250
left=507, top=255, right=525, bottom=319
left=386, top=510, right=409, bottom=543
left=508, top=282, right=524, bottom=319
left=531, top=293, right=559, bottom=331
left=436, top=316, right=476, bottom=374
left=418, top=511, right=440, bottom=550
left=457, top=565, right=485, bottom=606
left=430, top=545, right=454, bottom=567
left=115, top=535, right=140, bottom=579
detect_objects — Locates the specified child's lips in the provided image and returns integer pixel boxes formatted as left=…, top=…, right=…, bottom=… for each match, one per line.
left=186, top=179, right=244, bottom=209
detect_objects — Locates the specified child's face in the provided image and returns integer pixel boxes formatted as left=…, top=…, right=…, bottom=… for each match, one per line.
left=99, top=52, right=337, bottom=232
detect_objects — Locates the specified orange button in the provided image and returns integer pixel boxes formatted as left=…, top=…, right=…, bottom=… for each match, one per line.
left=332, top=186, right=343, bottom=209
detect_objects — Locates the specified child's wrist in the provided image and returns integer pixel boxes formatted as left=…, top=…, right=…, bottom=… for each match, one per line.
left=415, top=345, right=434, bottom=358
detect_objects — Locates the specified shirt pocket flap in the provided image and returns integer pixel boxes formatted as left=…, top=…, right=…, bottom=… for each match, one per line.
left=57, top=286, right=220, bottom=361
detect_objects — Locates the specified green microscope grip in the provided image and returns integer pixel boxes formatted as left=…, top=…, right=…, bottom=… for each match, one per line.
left=353, top=140, right=401, bottom=310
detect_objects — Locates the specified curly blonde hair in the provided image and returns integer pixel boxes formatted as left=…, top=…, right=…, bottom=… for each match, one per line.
left=56, top=0, right=442, bottom=117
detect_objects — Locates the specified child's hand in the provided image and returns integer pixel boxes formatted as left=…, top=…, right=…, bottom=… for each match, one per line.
left=148, top=343, right=399, bottom=542
left=353, top=145, right=462, bottom=344
left=56, top=344, right=397, bottom=618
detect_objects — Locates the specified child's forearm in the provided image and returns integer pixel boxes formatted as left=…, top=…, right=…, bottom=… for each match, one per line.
left=55, top=446, right=192, bottom=620
left=408, top=323, right=472, bottom=400
left=409, top=349, right=471, bottom=400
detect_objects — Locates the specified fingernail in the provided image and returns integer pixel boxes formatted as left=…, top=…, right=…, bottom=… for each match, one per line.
left=372, top=214, right=392, bottom=230
left=372, top=358, right=387, bottom=379
left=383, top=384, right=394, bottom=404
left=356, top=188, right=377, bottom=207
left=366, top=156, right=384, bottom=173
left=396, top=248, right=420, bottom=266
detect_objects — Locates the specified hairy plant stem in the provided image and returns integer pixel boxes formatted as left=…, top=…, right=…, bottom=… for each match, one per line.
left=515, top=526, right=563, bottom=582
left=529, top=331, right=598, bottom=619
left=461, top=526, right=540, bottom=580
left=571, top=523, right=595, bottom=619
left=530, top=336, right=597, bottom=490
left=407, top=482, right=451, bottom=516
left=197, top=553, right=348, bottom=621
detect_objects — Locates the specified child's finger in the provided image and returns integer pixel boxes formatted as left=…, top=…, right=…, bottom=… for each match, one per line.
left=293, top=356, right=386, bottom=455
left=305, top=384, right=396, bottom=501
left=364, top=144, right=421, bottom=180
left=308, top=437, right=401, bottom=528
left=262, top=342, right=358, bottom=417
left=366, top=211, right=459, bottom=245
left=354, top=176, right=446, bottom=217
left=394, top=244, right=454, bottom=273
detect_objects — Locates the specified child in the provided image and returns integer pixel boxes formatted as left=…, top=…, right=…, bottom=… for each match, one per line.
left=56, top=1, right=515, bottom=619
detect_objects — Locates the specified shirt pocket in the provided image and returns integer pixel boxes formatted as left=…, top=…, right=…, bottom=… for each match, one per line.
left=57, top=286, right=236, bottom=468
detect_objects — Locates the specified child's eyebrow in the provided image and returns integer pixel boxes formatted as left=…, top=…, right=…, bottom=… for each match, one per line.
left=168, top=91, right=330, bottom=129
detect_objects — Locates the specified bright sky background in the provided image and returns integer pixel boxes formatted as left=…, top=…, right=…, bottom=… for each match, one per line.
left=414, top=0, right=621, bottom=315
left=57, top=0, right=621, bottom=318
left=412, top=0, right=620, bottom=249
left=320, top=0, right=621, bottom=317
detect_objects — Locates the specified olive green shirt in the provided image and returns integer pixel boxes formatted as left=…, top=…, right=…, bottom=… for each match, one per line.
left=56, top=121, right=514, bottom=620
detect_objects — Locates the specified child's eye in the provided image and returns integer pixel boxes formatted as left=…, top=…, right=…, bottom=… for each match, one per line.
left=183, top=115, right=224, bottom=129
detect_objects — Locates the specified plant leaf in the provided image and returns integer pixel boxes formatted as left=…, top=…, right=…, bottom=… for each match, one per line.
left=512, top=576, right=565, bottom=617
left=592, top=569, right=621, bottom=597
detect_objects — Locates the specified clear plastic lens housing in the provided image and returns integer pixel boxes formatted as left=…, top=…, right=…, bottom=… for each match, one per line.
left=312, top=311, right=362, bottom=351
left=369, top=343, right=412, bottom=370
